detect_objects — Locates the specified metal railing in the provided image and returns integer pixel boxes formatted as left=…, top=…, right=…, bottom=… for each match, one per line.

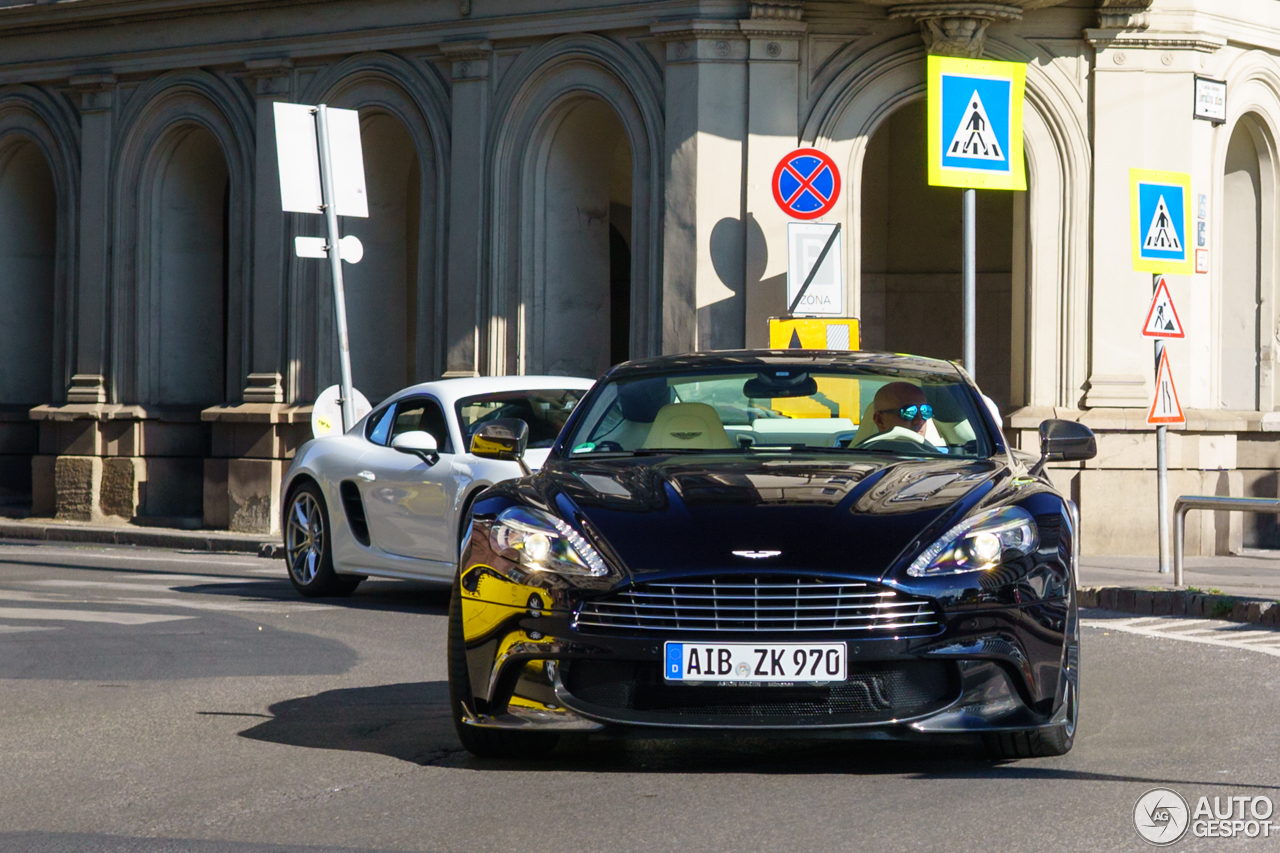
left=1173, top=495, right=1280, bottom=586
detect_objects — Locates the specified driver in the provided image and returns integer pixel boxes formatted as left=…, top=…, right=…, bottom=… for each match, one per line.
left=857, top=382, right=937, bottom=451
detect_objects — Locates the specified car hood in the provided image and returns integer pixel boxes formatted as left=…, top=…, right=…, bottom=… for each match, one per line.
left=538, top=454, right=1007, bottom=582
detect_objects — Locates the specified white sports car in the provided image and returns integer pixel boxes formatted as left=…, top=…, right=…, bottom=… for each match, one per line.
left=280, top=376, right=595, bottom=596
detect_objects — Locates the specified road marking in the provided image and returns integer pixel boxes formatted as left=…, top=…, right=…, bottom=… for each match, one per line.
left=0, top=547, right=268, bottom=569
left=0, top=624, right=61, bottom=634
left=0, top=588, right=318, bottom=614
left=1083, top=616, right=1280, bottom=658
left=28, top=578, right=272, bottom=591
left=0, top=607, right=193, bottom=625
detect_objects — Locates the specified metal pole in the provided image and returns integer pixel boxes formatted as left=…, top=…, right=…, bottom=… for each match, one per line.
left=1155, top=273, right=1170, bottom=575
left=315, top=104, right=356, bottom=433
left=963, top=188, right=976, bottom=376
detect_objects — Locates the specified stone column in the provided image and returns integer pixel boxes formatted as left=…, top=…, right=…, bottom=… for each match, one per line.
left=441, top=40, right=491, bottom=377
left=739, top=4, right=807, bottom=348
left=652, top=21, right=749, bottom=353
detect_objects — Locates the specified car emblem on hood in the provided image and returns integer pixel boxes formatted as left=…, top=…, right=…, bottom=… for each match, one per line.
left=732, top=550, right=782, bottom=559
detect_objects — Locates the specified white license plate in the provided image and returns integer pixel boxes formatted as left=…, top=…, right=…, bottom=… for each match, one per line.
left=663, top=642, right=847, bottom=684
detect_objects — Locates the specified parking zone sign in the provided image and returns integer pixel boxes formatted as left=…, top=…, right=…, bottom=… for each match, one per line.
left=1130, top=168, right=1193, bottom=275
left=927, top=55, right=1027, bottom=191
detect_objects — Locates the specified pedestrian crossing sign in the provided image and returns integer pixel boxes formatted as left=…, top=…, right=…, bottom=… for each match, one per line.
left=927, top=55, right=1027, bottom=191
left=1130, top=168, right=1193, bottom=274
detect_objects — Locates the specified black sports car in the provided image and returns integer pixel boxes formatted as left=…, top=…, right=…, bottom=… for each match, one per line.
left=451, top=350, right=1096, bottom=759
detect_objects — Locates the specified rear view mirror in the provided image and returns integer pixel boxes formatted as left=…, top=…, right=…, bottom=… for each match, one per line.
left=391, top=430, right=439, bottom=464
left=470, top=418, right=531, bottom=475
left=1031, top=419, right=1096, bottom=476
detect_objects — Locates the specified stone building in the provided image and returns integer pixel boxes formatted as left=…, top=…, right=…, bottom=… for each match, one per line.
left=0, top=0, right=1275, bottom=555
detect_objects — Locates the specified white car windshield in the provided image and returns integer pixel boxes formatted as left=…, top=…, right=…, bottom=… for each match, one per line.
left=562, top=365, right=993, bottom=458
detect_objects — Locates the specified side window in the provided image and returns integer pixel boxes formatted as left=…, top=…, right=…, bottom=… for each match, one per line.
left=388, top=397, right=453, bottom=453
left=366, top=406, right=395, bottom=445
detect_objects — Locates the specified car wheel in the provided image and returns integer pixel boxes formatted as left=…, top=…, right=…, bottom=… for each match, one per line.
left=447, top=576, right=559, bottom=759
left=284, top=482, right=362, bottom=598
left=983, top=654, right=1077, bottom=759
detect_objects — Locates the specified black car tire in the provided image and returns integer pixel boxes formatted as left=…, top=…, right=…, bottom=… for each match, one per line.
left=284, top=482, right=363, bottom=598
left=447, top=577, right=560, bottom=759
left=983, top=661, right=1077, bottom=759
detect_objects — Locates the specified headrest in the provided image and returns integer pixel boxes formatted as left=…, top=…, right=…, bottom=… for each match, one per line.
left=617, top=378, right=670, bottom=423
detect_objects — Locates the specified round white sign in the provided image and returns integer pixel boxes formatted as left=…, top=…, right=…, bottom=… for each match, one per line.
left=311, top=385, right=372, bottom=438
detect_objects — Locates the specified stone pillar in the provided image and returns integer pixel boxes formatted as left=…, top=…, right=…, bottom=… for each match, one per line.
left=441, top=40, right=491, bottom=377
left=653, top=21, right=749, bottom=353
left=740, top=5, right=807, bottom=348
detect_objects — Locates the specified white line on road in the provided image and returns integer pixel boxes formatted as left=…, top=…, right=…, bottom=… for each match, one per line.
left=1083, top=618, right=1280, bottom=658
left=0, top=607, right=193, bottom=625
left=0, top=624, right=61, bottom=633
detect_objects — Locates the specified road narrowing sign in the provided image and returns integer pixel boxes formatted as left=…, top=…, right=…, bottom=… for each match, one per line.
left=1147, top=349, right=1185, bottom=426
left=927, top=55, right=1027, bottom=191
left=1130, top=168, right=1193, bottom=274
left=1142, top=277, right=1185, bottom=338
left=772, top=148, right=841, bottom=220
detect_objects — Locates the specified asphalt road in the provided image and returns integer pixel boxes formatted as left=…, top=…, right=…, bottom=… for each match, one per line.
left=1, top=541, right=1278, bottom=853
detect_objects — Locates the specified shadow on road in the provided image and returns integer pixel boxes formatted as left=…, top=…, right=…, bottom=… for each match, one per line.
left=237, top=681, right=1280, bottom=791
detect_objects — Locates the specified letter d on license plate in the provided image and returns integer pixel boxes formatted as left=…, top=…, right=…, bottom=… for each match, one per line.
left=664, top=642, right=846, bottom=684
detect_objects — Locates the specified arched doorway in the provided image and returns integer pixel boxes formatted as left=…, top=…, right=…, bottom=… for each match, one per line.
left=151, top=125, right=230, bottom=406
left=0, top=138, right=56, bottom=405
left=341, top=113, right=421, bottom=403
left=859, top=100, right=1018, bottom=412
left=527, top=97, right=633, bottom=378
left=1222, top=116, right=1264, bottom=411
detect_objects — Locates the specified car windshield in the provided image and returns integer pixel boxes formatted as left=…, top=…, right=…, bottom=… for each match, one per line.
left=562, top=365, right=993, bottom=458
left=456, top=389, right=588, bottom=450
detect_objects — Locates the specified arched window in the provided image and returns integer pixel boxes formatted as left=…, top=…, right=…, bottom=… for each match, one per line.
left=1222, top=116, right=1264, bottom=410
left=0, top=138, right=56, bottom=404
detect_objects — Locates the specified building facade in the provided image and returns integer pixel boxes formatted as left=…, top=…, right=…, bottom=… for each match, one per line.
left=0, top=0, right=1276, bottom=555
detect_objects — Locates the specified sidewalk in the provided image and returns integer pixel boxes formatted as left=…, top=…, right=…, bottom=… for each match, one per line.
left=1080, top=552, right=1280, bottom=627
left=0, top=517, right=280, bottom=557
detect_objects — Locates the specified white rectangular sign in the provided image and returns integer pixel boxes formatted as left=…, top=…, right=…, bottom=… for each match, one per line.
left=273, top=103, right=369, bottom=218
left=787, top=222, right=843, bottom=316
left=1194, top=76, right=1227, bottom=124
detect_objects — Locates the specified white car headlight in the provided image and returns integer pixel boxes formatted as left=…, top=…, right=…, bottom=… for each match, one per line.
left=907, top=506, right=1038, bottom=577
left=489, top=506, right=609, bottom=577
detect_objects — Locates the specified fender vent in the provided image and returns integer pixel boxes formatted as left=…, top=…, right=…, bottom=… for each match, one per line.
left=339, top=481, right=371, bottom=546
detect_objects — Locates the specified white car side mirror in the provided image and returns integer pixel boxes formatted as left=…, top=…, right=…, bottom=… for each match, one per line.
left=391, top=430, right=439, bottom=463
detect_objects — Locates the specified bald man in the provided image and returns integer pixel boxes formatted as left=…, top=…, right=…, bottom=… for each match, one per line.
left=857, top=381, right=939, bottom=451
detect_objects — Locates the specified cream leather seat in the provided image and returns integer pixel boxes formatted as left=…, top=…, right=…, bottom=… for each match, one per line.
left=641, top=402, right=736, bottom=450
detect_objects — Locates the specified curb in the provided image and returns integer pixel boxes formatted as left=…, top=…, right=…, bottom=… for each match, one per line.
left=0, top=519, right=281, bottom=558
left=1080, top=586, right=1280, bottom=627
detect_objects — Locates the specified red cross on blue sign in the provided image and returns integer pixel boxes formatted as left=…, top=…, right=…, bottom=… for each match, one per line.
left=772, top=148, right=841, bottom=220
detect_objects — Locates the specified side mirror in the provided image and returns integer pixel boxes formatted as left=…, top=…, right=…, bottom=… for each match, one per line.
left=391, top=430, right=439, bottom=464
left=470, top=418, right=531, bottom=475
left=1030, top=419, right=1096, bottom=476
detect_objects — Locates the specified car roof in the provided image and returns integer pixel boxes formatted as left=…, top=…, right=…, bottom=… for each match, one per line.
left=605, top=350, right=965, bottom=380
left=377, top=375, right=596, bottom=409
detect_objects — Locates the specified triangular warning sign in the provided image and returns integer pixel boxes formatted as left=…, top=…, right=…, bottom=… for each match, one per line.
left=946, top=91, right=1003, bottom=161
left=1142, top=195, right=1182, bottom=253
left=1147, top=350, right=1185, bottom=425
left=1142, top=277, right=1185, bottom=338
left=788, top=329, right=802, bottom=349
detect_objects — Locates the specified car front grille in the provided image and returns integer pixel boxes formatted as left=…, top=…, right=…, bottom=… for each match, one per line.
left=572, top=576, right=940, bottom=637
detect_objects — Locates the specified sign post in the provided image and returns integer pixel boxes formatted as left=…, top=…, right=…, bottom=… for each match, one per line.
left=274, top=102, right=369, bottom=432
left=927, top=56, right=1027, bottom=380
left=1132, top=168, right=1192, bottom=576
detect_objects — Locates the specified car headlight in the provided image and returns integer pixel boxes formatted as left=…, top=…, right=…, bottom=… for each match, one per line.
left=489, top=506, right=609, bottom=577
left=906, top=506, right=1038, bottom=577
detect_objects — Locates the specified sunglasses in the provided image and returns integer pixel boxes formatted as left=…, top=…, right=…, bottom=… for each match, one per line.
left=879, top=404, right=933, bottom=421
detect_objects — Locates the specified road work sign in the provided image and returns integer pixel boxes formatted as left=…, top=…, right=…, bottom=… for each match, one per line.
left=1130, top=169, right=1192, bottom=274
left=927, top=55, right=1027, bottom=191
left=1147, top=350, right=1185, bottom=425
left=787, top=222, right=843, bottom=315
left=1142, top=277, right=1185, bottom=338
left=772, top=148, right=841, bottom=220
left=768, top=317, right=860, bottom=351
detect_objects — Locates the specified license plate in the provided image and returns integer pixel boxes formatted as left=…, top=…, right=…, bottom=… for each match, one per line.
left=663, top=642, right=847, bottom=684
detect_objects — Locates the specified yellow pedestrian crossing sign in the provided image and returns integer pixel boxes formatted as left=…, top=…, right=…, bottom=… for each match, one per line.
left=1130, top=168, right=1193, bottom=274
left=928, top=55, right=1027, bottom=191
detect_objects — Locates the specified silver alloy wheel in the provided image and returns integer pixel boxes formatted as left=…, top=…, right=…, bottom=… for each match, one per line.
left=286, top=491, right=324, bottom=586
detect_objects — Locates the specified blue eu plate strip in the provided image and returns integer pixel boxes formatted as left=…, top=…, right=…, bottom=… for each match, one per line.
left=665, top=643, right=683, bottom=679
